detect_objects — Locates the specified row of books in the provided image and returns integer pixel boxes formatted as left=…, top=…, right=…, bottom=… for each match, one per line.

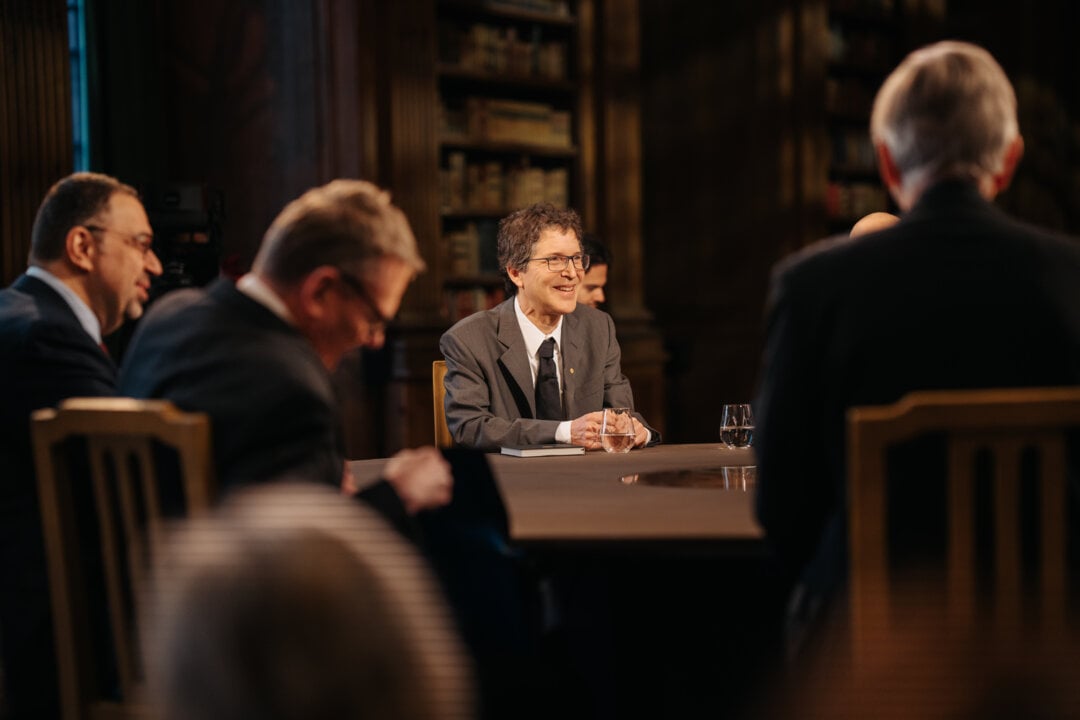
left=442, top=152, right=569, bottom=212
left=445, top=221, right=499, bottom=276
left=829, top=127, right=876, bottom=171
left=825, top=77, right=876, bottom=120
left=485, top=0, right=571, bottom=16
left=443, top=285, right=508, bottom=323
left=826, top=181, right=888, bottom=221
left=441, top=97, right=572, bottom=148
left=439, top=22, right=568, bottom=80
left=828, top=24, right=892, bottom=70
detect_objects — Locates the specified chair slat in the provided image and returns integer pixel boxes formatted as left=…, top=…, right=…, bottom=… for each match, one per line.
left=947, top=437, right=976, bottom=630
left=32, top=399, right=213, bottom=720
left=848, top=386, right=1080, bottom=670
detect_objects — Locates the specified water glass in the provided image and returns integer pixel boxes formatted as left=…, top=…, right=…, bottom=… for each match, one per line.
left=600, top=407, right=635, bottom=453
left=719, top=403, right=754, bottom=448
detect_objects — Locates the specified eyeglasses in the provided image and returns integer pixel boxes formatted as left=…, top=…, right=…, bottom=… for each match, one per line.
left=528, top=254, right=590, bottom=272
left=84, top=225, right=155, bottom=257
left=336, top=271, right=392, bottom=335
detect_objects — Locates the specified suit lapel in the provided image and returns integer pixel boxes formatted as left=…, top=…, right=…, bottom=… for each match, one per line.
left=561, top=310, right=584, bottom=418
left=496, top=299, right=536, bottom=417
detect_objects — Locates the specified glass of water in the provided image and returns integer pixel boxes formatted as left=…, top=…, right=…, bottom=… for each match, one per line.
left=719, top=404, right=754, bottom=448
left=600, top=407, right=636, bottom=453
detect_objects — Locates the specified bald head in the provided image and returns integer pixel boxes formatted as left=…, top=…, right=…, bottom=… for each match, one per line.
left=850, top=212, right=900, bottom=238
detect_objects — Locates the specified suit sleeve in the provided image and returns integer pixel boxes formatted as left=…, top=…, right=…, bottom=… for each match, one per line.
left=440, top=329, right=560, bottom=450
left=597, top=313, right=661, bottom=445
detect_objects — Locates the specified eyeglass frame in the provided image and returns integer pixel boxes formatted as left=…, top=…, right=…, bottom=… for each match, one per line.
left=335, top=269, right=393, bottom=336
left=527, top=254, right=591, bottom=272
left=83, top=225, right=156, bottom=257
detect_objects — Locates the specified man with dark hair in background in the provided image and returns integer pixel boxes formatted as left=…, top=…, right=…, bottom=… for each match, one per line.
left=0, top=172, right=163, bottom=718
left=577, top=233, right=610, bottom=309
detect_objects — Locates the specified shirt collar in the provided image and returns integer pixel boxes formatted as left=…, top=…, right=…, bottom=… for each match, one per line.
left=237, top=273, right=295, bottom=325
left=514, top=294, right=563, bottom=358
left=26, top=266, right=103, bottom=344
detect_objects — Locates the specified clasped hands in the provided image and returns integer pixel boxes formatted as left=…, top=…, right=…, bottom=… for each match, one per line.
left=569, top=410, right=648, bottom=451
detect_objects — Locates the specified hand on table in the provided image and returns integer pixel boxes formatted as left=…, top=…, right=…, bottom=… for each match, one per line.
left=569, top=411, right=604, bottom=450
left=633, top=417, right=649, bottom=448
left=382, top=446, right=453, bottom=514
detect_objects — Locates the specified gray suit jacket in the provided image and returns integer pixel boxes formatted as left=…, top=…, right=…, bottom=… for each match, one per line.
left=440, top=298, right=658, bottom=450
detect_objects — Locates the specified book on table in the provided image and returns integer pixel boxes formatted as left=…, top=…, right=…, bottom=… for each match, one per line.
left=500, top=443, right=585, bottom=458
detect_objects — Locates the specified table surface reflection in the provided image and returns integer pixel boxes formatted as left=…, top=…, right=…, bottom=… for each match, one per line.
left=349, top=443, right=763, bottom=545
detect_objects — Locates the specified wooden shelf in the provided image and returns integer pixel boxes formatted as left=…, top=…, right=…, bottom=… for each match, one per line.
left=443, top=273, right=505, bottom=288
left=437, top=64, right=576, bottom=92
left=441, top=207, right=512, bottom=219
left=829, top=163, right=880, bottom=181
left=828, top=8, right=896, bottom=29
left=438, top=0, right=575, bottom=26
left=826, top=60, right=891, bottom=79
left=440, top=137, right=577, bottom=157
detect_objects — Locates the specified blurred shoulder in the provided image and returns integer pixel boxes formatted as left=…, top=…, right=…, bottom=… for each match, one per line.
left=772, top=233, right=862, bottom=281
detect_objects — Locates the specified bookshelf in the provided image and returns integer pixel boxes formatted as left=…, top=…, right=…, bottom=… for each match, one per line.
left=436, top=0, right=581, bottom=320
left=824, top=0, right=898, bottom=231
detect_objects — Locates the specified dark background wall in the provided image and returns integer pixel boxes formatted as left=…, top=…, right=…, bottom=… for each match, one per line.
left=2, top=0, right=1077, bottom=450
left=638, top=0, right=1080, bottom=442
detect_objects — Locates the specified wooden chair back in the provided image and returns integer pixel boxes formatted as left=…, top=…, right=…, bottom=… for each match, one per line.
left=31, top=397, right=214, bottom=720
left=847, top=387, right=1080, bottom=664
left=433, top=360, right=453, bottom=449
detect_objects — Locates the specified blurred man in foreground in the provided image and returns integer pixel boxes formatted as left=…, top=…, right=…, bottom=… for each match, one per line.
left=145, top=483, right=472, bottom=720
left=120, top=180, right=451, bottom=524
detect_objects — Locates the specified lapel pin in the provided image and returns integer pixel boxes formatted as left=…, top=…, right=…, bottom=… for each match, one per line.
left=569, top=368, right=575, bottom=374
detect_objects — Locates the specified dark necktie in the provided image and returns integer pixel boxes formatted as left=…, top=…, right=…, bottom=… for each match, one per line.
left=535, top=337, right=562, bottom=420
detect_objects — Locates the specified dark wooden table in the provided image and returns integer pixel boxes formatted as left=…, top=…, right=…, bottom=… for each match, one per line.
left=350, top=443, right=776, bottom=718
left=348, top=442, right=762, bottom=546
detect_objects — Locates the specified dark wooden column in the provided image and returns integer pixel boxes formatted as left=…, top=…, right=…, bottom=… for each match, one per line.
left=378, top=0, right=444, bottom=453
left=0, top=0, right=72, bottom=285
left=592, top=0, right=668, bottom=435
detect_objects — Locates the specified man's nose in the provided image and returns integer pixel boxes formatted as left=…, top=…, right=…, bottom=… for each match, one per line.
left=146, top=249, right=164, bottom=276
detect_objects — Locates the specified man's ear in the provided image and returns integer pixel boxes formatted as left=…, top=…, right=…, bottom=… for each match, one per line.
left=875, top=142, right=902, bottom=196
left=66, top=226, right=97, bottom=272
left=506, top=264, right=525, bottom=290
left=296, top=266, right=339, bottom=321
left=992, top=135, right=1024, bottom=195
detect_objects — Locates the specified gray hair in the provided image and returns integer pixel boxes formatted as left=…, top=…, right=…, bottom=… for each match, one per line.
left=253, top=179, right=425, bottom=286
left=870, top=41, right=1019, bottom=192
left=144, top=483, right=472, bottom=720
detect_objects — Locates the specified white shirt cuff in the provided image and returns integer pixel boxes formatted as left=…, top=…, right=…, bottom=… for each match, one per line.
left=555, top=420, right=572, bottom=443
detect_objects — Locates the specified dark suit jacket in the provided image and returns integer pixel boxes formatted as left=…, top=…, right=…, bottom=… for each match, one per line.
left=440, top=298, right=659, bottom=450
left=120, top=279, right=345, bottom=489
left=0, top=274, right=116, bottom=719
left=118, top=279, right=410, bottom=530
left=754, top=180, right=1080, bottom=605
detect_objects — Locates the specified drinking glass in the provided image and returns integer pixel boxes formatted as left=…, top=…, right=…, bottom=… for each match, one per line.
left=600, top=407, right=635, bottom=453
left=719, top=404, right=754, bottom=448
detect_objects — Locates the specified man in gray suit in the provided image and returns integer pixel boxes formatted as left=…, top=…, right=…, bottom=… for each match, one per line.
left=440, top=203, right=658, bottom=450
